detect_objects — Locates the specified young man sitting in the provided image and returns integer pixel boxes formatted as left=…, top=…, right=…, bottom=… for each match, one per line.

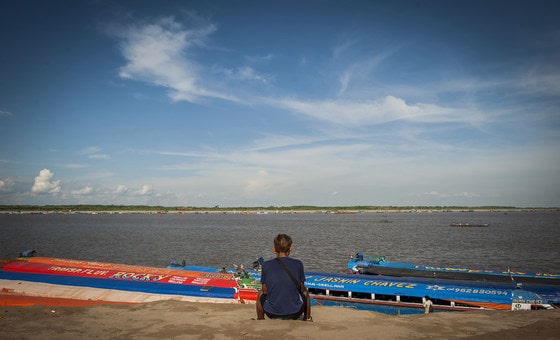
left=256, top=234, right=312, bottom=321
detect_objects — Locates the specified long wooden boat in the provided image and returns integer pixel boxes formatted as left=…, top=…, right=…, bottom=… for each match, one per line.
left=1, top=255, right=555, bottom=313
left=347, top=252, right=560, bottom=305
left=348, top=253, right=560, bottom=285
left=450, top=223, right=489, bottom=227
left=306, top=272, right=555, bottom=313
left=0, top=257, right=249, bottom=307
left=168, top=262, right=555, bottom=314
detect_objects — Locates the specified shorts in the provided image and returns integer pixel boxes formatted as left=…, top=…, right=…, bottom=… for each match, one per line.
left=260, top=294, right=304, bottom=320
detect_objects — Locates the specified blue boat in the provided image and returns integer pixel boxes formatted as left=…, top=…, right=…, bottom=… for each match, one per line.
left=169, top=260, right=555, bottom=314
left=347, top=252, right=560, bottom=306
left=348, top=252, right=560, bottom=285
left=2, top=253, right=554, bottom=314
left=305, top=271, right=554, bottom=313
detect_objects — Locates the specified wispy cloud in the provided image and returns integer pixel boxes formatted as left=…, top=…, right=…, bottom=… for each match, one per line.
left=331, top=38, right=359, bottom=60
left=219, top=66, right=271, bottom=84
left=72, top=186, right=93, bottom=195
left=423, top=191, right=481, bottom=198
left=245, top=53, right=274, bottom=63
left=61, top=163, right=88, bottom=169
left=335, top=47, right=400, bottom=96
left=114, top=16, right=241, bottom=104
left=0, top=109, right=13, bottom=117
left=80, top=146, right=110, bottom=160
left=518, top=65, right=560, bottom=97
left=88, top=154, right=110, bottom=160
left=272, top=95, right=487, bottom=127
left=80, top=146, right=102, bottom=154
left=0, top=178, right=14, bottom=192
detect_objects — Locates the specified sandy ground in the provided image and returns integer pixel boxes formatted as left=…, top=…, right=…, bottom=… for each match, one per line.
left=1, top=301, right=559, bottom=340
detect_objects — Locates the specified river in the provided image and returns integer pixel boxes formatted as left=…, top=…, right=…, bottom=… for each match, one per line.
left=1, top=210, right=559, bottom=273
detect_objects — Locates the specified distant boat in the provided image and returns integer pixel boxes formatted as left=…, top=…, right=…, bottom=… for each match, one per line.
left=450, top=223, right=490, bottom=227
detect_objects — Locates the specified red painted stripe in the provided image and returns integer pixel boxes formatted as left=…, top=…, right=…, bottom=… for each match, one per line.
left=4, top=261, right=238, bottom=288
left=453, top=300, right=511, bottom=310
left=237, top=288, right=258, bottom=302
left=27, top=257, right=234, bottom=280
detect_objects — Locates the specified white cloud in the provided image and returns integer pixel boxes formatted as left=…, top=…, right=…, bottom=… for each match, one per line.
left=80, top=146, right=102, bottom=154
left=245, top=53, right=274, bottom=63
left=88, top=140, right=559, bottom=207
left=243, top=170, right=272, bottom=196
left=72, top=186, right=93, bottom=195
left=222, top=66, right=270, bottom=84
left=519, top=65, right=560, bottom=96
left=31, top=169, right=61, bottom=194
left=88, top=154, right=110, bottom=160
left=331, top=38, right=359, bottom=60
left=456, top=192, right=481, bottom=198
left=136, top=184, right=153, bottom=196
left=0, top=109, right=13, bottom=117
left=80, top=146, right=110, bottom=160
left=338, top=71, right=351, bottom=95
left=333, top=45, right=400, bottom=96
left=0, top=178, right=14, bottom=192
left=115, top=185, right=128, bottom=194
left=116, top=16, right=238, bottom=103
left=274, top=95, right=484, bottom=127
left=62, top=163, right=88, bottom=169
left=423, top=191, right=480, bottom=198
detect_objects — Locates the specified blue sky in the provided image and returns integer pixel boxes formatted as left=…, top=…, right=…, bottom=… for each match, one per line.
left=1, top=0, right=559, bottom=207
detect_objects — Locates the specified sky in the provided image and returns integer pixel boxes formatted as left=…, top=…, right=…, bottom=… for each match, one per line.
left=1, top=0, right=559, bottom=207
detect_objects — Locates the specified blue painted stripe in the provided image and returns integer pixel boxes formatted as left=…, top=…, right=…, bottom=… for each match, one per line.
left=305, top=271, right=515, bottom=304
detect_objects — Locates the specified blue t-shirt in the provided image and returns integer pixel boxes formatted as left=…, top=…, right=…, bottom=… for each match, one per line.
left=261, top=257, right=305, bottom=316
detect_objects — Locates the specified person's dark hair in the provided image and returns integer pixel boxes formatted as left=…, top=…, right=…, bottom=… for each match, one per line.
left=274, top=234, right=292, bottom=253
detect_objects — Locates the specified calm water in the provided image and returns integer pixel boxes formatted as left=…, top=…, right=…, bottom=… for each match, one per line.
left=1, top=211, right=559, bottom=273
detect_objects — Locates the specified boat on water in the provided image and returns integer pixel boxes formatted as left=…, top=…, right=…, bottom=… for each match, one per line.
left=450, top=223, right=489, bottom=227
left=306, top=272, right=553, bottom=313
left=0, top=255, right=255, bottom=307
left=0, top=252, right=555, bottom=314
left=169, top=261, right=555, bottom=314
left=347, top=252, right=560, bottom=305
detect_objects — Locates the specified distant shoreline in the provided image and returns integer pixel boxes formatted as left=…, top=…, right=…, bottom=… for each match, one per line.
left=0, top=205, right=557, bottom=215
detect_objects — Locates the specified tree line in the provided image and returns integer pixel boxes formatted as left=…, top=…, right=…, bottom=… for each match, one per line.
left=0, top=204, right=535, bottom=213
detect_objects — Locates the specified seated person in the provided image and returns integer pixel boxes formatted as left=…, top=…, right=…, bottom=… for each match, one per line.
left=256, top=234, right=311, bottom=321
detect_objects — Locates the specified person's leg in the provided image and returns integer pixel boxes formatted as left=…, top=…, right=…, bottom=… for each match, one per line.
left=256, top=291, right=266, bottom=320
left=302, top=287, right=312, bottom=321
